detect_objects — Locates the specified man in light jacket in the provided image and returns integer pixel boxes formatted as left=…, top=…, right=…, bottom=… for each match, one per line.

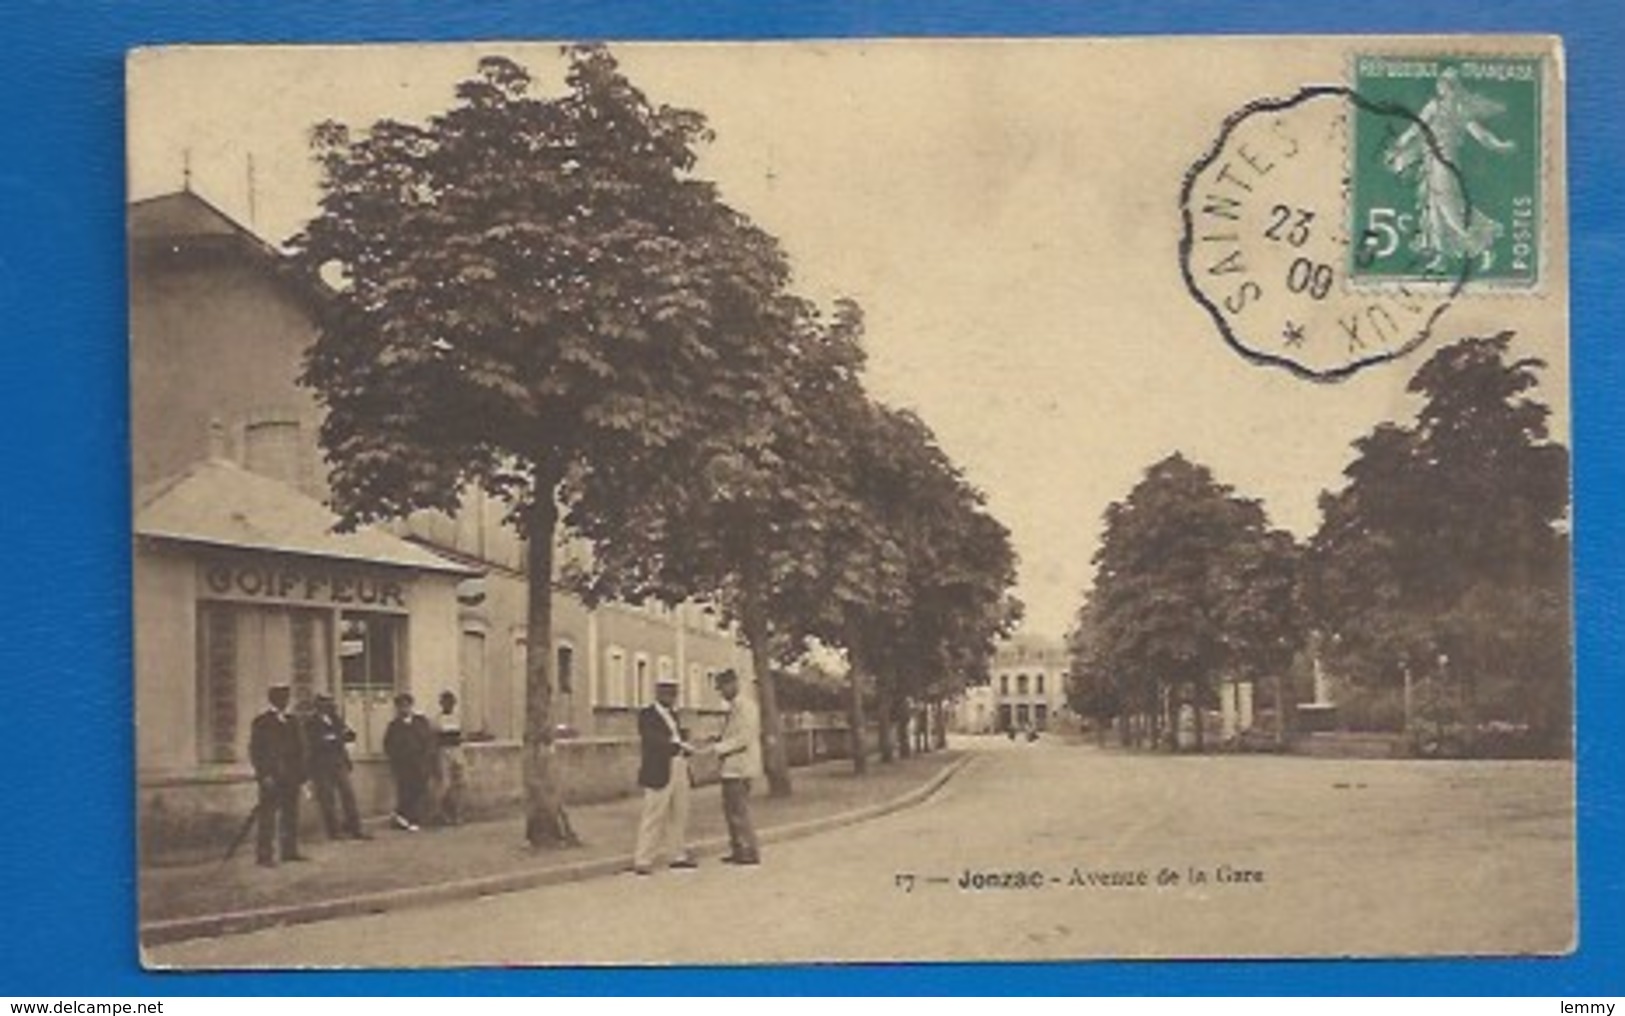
left=709, top=669, right=761, bottom=865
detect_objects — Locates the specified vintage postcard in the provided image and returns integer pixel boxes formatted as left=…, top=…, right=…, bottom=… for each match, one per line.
left=129, top=36, right=1571, bottom=966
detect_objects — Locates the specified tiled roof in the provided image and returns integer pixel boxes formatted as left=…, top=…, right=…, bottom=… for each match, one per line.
left=135, top=457, right=479, bottom=576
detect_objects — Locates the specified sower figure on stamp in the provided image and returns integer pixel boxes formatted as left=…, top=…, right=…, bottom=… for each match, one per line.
left=383, top=692, right=434, bottom=832
left=709, top=668, right=761, bottom=866
left=632, top=674, right=698, bottom=875
left=248, top=682, right=309, bottom=867
left=306, top=692, right=370, bottom=841
left=1383, top=67, right=1517, bottom=266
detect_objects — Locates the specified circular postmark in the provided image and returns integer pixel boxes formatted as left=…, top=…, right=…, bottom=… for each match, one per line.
left=1179, top=86, right=1470, bottom=381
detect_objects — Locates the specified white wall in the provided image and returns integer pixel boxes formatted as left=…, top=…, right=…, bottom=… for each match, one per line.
left=406, top=571, right=464, bottom=709
left=133, top=541, right=200, bottom=772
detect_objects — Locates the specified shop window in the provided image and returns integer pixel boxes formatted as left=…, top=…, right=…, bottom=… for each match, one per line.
left=339, top=612, right=407, bottom=756
left=290, top=611, right=324, bottom=708
left=196, top=601, right=333, bottom=764
left=198, top=603, right=240, bottom=763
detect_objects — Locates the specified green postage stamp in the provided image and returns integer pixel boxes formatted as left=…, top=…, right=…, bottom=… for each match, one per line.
left=1350, top=54, right=1543, bottom=288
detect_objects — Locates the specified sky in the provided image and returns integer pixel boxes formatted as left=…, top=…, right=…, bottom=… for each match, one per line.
left=127, top=39, right=1569, bottom=640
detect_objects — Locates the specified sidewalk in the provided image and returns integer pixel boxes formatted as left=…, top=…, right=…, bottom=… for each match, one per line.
left=139, top=749, right=968, bottom=944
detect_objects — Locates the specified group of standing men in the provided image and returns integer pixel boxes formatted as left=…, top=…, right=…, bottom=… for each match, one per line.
left=247, top=668, right=764, bottom=875
left=632, top=667, right=761, bottom=875
left=246, top=683, right=467, bottom=867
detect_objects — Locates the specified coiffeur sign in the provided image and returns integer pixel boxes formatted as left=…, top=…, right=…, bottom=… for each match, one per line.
left=199, top=556, right=410, bottom=611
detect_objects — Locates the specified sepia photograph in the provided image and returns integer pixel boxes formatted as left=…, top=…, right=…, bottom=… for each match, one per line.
left=127, top=37, right=1572, bottom=967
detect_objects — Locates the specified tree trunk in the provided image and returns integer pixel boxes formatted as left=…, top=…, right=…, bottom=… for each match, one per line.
left=1193, top=681, right=1207, bottom=754
left=739, top=580, right=792, bottom=797
left=895, top=698, right=913, bottom=759
left=876, top=681, right=895, bottom=763
left=522, top=478, right=579, bottom=848
left=846, top=660, right=868, bottom=776
left=1274, top=671, right=1287, bottom=747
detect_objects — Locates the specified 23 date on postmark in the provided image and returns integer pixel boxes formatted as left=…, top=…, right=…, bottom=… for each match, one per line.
left=1179, top=55, right=1544, bottom=381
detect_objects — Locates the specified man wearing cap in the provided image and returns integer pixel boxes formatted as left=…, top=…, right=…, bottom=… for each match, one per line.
left=305, top=692, right=369, bottom=841
left=710, top=669, right=762, bottom=866
left=247, top=683, right=309, bottom=867
left=383, top=692, right=435, bottom=832
left=632, top=674, right=698, bottom=875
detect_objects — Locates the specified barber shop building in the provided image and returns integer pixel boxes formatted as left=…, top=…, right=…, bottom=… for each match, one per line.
left=130, top=188, right=756, bottom=860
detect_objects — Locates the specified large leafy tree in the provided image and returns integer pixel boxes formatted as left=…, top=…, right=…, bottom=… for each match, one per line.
left=1305, top=333, right=1570, bottom=751
left=1066, top=596, right=1120, bottom=743
left=292, top=48, right=795, bottom=843
left=567, top=296, right=869, bottom=796
left=896, top=493, right=1022, bottom=750
left=838, top=406, right=1020, bottom=760
left=1086, top=455, right=1299, bottom=750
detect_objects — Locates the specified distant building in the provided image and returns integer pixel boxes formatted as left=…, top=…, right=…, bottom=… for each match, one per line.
left=950, top=683, right=997, bottom=734
left=988, top=633, right=1068, bottom=732
left=131, top=189, right=754, bottom=854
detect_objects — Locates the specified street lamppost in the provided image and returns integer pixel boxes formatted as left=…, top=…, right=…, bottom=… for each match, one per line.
left=1437, top=651, right=1453, bottom=754
left=1401, top=654, right=1414, bottom=738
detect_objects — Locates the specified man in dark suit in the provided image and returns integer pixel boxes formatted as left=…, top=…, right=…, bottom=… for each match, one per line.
left=383, top=692, right=434, bottom=831
left=632, top=675, right=696, bottom=875
left=305, top=692, right=370, bottom=841
left=248, top=682, right=309, bottom=867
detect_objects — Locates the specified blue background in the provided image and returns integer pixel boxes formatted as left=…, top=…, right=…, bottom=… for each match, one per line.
left=2, top=0, right=1619, bottom=996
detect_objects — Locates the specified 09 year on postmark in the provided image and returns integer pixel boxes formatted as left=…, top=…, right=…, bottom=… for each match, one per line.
left=1179, top=54, right=1544, bottom=381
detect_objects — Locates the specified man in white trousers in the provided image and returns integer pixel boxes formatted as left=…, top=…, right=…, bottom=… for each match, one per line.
left=631, top=674, right=698, bottom=875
